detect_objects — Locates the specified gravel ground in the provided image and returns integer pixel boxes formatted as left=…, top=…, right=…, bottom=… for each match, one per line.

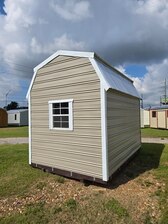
left=142, top=137, right=168, bottom=144
left=0, top=137, right=168, bottom=145
left=0, top=137, right=28, bottom=144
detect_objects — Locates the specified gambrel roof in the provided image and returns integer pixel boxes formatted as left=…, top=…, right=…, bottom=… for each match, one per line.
left=26, top=50, right=140, bottom=99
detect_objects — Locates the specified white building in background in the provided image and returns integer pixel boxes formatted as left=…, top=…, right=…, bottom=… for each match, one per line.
left=140, top=108, right=150, bottom=128
left=7, top=109, right=28, bottom=126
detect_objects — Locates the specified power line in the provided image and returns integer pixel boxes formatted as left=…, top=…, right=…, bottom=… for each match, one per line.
left=3, top=58, right=33, bottom=69
left=1, top=66, right=32, bottom=73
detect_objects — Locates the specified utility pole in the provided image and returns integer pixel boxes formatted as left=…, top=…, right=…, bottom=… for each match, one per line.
left=141, top=94, right=143, bottom=108
left=165, top=78, right=167, bottom=105
left=160, top=78, right=167, bottom=105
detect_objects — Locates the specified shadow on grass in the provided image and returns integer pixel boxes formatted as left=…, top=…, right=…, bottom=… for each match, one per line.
left=106, top=143, right=164, bottom=189
left=89, top=143, right=164, bottom=189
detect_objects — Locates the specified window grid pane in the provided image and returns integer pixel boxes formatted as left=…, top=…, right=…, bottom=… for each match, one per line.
left=53, top=103, right=60, bottom=108
left=52, top=101, right=70, bottom=129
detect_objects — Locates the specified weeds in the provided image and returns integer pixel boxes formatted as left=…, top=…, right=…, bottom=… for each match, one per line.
left=56, top=176, right=65, bottom=184
left=65, top=198, right=77, bottom=210
left=105, top=198, right=129, bottom=218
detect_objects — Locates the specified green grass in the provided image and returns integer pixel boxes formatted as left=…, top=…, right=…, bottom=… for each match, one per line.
left=152, top=145, right=168, bottom=224
left=65, top=198, right=77, bottom=210
left=0, top=144, right=50, bottom=197
left=0, top=126, right=28, bottom=138
left=138, top=144, right=168, bottom=223
left=141, top=128, right=168, bottom=138
left=105, top=198, right=129, bottom=218
left=0, top=143, right=168, bottom=223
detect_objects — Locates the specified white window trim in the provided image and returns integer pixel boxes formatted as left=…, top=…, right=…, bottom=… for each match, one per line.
left=48, top=99, right=73, bottom=131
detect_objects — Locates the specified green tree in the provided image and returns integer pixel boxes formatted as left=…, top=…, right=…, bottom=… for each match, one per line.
left=4, top=101, right=19, bottom=111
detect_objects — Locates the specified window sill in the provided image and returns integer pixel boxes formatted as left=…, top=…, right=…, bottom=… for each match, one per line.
left=49, top=127, right=73, bottom=131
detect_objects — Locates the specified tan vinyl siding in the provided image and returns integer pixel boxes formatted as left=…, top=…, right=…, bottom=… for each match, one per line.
left=158, top=111, right=166, bottom=129
left=150, top=110, right=157, bottom=128
left=150, top=109, right=168, bottom=129
left=107, top=89, right=141, bottom=177
left=30, top=56, right=102, bottom=179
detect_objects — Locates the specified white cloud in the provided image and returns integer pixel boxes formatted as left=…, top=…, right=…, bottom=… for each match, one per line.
left=135, top=0, right=168, bottom=28
left=4, top=43, right=27, bottom=61
left=117, top=59, right=168, bottom=107
left=136, top=0, right=168, bottom=14
left=0, top=74, right=20, bottom=103
left=0, top=0, right=168, bottom=107
left=50, top=0, right=92, bottom=21
left=31, top=34, right=85, bottom=54
left=4, top=0, right=36, bottom=32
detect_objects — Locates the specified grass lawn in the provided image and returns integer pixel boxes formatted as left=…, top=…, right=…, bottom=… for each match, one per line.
left=141, top=127, right=168, bottom=138
left=0, top=143, right=168, bottom=223
left=0, top=126, right=28, bottom=138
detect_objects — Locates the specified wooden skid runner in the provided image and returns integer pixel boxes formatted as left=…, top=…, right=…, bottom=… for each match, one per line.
left=31, top=163, right=105, bottom=184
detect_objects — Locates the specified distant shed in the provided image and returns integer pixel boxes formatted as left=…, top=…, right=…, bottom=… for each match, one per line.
left=26, top=50, right=141, bottom=183
left=7, top=109, right=28, bottom=126
left=150, top=105, right=168, bottom=129
left=140, top=108, right=150, bottom=128
left=0, top=108, right=8, bottom=127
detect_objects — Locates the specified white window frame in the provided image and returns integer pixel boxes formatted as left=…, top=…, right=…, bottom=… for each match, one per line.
left=48, top=99, right=73, bottom=131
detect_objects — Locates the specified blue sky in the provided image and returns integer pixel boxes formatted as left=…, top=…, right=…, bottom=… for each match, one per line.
left=0, top=0, right=168, bottom=107
left=125, top=65, right=147, bottom=78
left=0, top=0, right=5, bottom=14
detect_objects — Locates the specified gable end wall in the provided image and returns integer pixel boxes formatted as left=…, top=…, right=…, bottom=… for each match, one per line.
left=30, top=56, right=102, bottom=179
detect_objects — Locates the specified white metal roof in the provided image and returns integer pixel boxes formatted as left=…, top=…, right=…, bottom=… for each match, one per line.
left=94, top=59, right=140, bottom=98
left=7, top=109, right=28, bottom=114
left=26, top=50, right=140, bottom=99
left=150, top=105, right=168, bottom=110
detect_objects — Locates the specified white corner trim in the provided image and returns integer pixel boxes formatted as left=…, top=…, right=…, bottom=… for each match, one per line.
left=28, top=94, right=32, bottom=165
left=89, top=58, right=110, bottom=91
left=101, top=85, right=109, bottom=181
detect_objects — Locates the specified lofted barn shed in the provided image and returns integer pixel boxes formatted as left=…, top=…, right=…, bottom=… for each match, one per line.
left=0, top=108, right=8, bottom=127
left=26, top=50, right=141, bottom=183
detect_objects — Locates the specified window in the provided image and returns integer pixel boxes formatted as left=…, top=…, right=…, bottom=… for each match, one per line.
left=48, top=99, right=73, bottom=130
left=152, top=111, right=156, bottom=118
left=15, top=114, right=17, bottom=120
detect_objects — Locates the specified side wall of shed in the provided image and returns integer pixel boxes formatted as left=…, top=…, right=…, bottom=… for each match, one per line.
left=157, top=111, right=166, bottom=129
left=107, top=89, right=141, bottom=177
left=20, top=111, right=28, bottom=126
left=150, top=110, right=157, bottom=128
left=150, top=109, right=168, bottom=129
left=30, top=56, right=102, bottom=179
left=140, top=109, right=144, bottom=128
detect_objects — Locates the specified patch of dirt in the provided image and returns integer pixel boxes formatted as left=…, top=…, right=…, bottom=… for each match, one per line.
left=0, top=171, right=165, bottom=223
